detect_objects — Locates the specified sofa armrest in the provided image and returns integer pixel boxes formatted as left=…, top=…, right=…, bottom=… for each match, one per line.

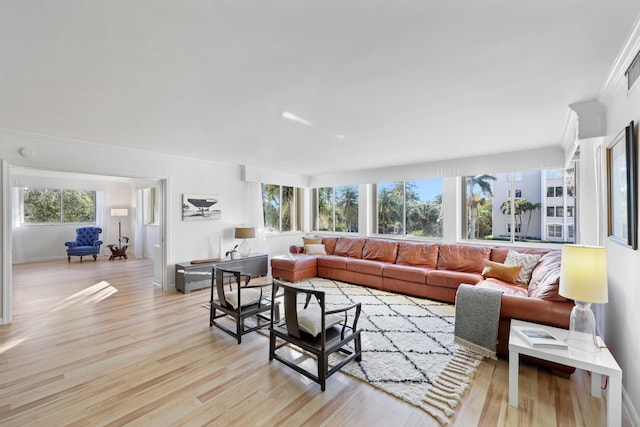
left=499, top=294, right=573, bottom=329
left=65, top=241, right=78, bottom=248
left=94, top=240, right=104, bottom=247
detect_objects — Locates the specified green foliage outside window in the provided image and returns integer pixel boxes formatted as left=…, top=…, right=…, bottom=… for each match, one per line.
left=376, top=179, right=442, bottom=237
left=24, top=188, right=95, bottom=223
left=316, top=185, right=359, bottom=232
left=262, top=184, right=301, bottom=233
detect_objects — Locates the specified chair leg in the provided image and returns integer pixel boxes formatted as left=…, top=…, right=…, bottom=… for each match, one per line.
left=319, top=355, right=327, bottom=392
left=236, top=318, right=243, bottom=344
left=93, top=254, right=97, bottom=261
left=210, top=307, right=215, bottom=327
left=269, top=331, right=275, bottom=360
left=67, top=256, right=71, bottom=263
left=355, top=334, right=362, bottom=362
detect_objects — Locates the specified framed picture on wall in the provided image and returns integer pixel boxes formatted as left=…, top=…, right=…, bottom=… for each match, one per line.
left=607, top=121, right=638, bottom=249
left=182, top=194, right=221, bottom=221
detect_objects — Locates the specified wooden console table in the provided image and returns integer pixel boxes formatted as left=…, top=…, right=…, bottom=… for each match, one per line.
left=175, top=253, right=268, bottom=294
left=107, top=244, right=129, bottom=260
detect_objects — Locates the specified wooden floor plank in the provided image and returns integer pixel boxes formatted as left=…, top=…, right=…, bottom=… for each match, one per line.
left=0, top=258, right=616, bottom=426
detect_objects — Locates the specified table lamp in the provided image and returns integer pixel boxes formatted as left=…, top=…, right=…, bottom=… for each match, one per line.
left=559, top=244, right=608, bottom=352
left=111, top=208, right=129, bottom=248
left=235, top=227, right=255, bottom=258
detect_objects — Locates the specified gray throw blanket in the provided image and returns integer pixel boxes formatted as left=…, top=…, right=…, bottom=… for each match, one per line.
left=454, top=284, right=502, bottom=359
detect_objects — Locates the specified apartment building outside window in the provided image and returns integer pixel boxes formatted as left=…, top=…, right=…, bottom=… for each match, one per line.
left=465, top=166, right=576, bottom=244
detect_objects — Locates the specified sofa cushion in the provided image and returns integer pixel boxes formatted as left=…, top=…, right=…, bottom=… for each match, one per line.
left=436, top=244, right=490, bottom=273
left=490, top=247, right=550, bottom=263
left=304, top=244, right=327, bottom=255
left=382, top=264, right=429, bottom=283
left=395, top=242, right=439, bottom=268
left=527, top=251, right=568, bottom=301
left=427, top=270, right=484, bottom=289
left=302, top=236, right=323, bottom=245
left=481, top=259, right=521, bottom=284
left=362, top=239, right=399, bottom=263
left=334, top=237, right=366, bottom=258
left=317, top=255, right=348, bottom=270
left=476, top=278, right=529, bottom=297
left=347, top=258, right=386, bottom=276
left=322, top=237, right=339, bottom=255
left=504, top=250, right=541, bottom=284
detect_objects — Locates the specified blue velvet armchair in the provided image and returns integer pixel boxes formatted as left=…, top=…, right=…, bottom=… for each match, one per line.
left=65, top=226, right=103, bottom=263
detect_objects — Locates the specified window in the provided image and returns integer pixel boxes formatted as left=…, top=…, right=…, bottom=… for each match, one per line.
left=508, top=189, right=522, bottom=198
left=548, top=224, right=563, bottom=239
left=465, top=166, right=576, bottom=244
left=546, top=186, right=563, bottom=197
left=568, top=225, right=574, bottom=239
left=375, top=179, right=443, bottom=238
left=262, top=184, right=302, bottom=232
left=546, top=206, right=564, bottom=217
left=143, top=187, right=158, bottom=225
left=507, top=224, right=521, bottom=233
left=23, top=188, right=96, bottom=224
left=314, top=185, right=359, bottom=232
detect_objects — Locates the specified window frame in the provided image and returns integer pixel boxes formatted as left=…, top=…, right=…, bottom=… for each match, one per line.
left=313, top=184, right=359, bottom=233
left=373, top=178, right=443, bottom=239
left=22, top=187, right=97, bottom=225
left=261, top=183, right=302, bottom=233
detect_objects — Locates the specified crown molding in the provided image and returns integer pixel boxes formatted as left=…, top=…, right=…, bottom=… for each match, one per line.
left=599, top=14, right=640, bottom=105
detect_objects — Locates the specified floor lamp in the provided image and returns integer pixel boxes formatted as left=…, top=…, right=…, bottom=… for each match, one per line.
left=558, top=244, right=608, bottom=352
left=111, top=208, right=129, bottom=248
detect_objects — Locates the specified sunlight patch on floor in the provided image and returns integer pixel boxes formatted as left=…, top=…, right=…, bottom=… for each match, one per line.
left=52, top=281, right=118, bottom=311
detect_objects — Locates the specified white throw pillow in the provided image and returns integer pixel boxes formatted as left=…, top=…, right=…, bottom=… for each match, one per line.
left=504, top=250, right=541, bottom=284
left=224, top=288, right=262, bottom=309
left=304, top=244, right=327, bottom=255
left=297, top=306, right=344, bottom=336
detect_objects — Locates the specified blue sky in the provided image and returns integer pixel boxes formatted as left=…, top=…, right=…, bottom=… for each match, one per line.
left=378, top=179, right=443, bottom=203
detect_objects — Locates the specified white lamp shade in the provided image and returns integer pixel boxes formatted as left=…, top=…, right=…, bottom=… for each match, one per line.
left=111, top=208, right=129, bottom=217
left=559, top=245, right=608, bottom=303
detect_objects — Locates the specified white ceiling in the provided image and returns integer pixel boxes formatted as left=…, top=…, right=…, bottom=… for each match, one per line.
left=1, top=1, right=639, bottom=176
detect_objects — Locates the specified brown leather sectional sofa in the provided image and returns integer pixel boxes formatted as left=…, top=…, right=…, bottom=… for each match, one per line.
left=271, top=236, right=574, bottom=364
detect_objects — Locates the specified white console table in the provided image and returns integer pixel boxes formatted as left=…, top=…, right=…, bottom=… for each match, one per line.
left=509, top=319, right=622, bottom=426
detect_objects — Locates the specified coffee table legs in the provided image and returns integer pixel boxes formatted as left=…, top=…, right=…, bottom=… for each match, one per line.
left=509, top=350, right=519, bottom=407
left=509, top=349, right=621, bottom=426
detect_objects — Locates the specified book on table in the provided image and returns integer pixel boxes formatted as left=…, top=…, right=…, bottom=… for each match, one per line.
left=512, top=325, right=568, bottom=348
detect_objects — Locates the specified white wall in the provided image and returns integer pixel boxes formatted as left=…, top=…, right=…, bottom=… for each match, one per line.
left=600, top=61, right=640, bottom=420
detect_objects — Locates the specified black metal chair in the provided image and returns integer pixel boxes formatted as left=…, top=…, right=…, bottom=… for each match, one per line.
left=269, top=280, right=362, bottom=391
left=209, top=267, right=272, bottom=344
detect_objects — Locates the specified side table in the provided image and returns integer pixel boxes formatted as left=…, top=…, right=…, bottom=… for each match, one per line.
left=107, top=244, right=129, bottom=260
left=508, top=319, right=622, bottom=426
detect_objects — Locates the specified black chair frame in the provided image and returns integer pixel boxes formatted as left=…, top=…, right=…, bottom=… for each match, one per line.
left=209, top=267, right=272, bottom=344
left=269, top=280, right=362, bottom=391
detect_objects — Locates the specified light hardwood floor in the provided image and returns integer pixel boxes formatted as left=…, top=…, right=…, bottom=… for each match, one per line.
left=0, top=258, right=616, bottom=426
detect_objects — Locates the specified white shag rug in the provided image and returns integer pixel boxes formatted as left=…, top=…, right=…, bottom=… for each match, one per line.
left=286, top=278, right=484, bottom=425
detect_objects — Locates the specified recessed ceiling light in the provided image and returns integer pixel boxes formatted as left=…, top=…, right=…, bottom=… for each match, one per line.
left=335, top=134, right=346, bottom=139
left=282, top=111, right=313, bottom=127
